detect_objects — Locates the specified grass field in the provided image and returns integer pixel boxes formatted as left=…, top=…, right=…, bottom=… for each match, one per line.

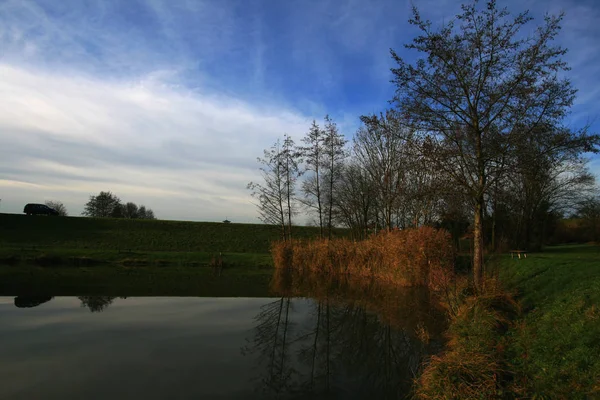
left=415, top=244, right=600, bottom=399
left=0, top=213, right=344, bottom=265
left=499, top=245, right=600, bottom=398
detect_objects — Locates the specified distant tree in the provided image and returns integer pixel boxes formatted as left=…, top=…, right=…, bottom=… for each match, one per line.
left=111, top=203, right=125, bottom=218
left=577, top=196, right=600, bottom=244
left=334, top=161, right=376, bottom=239
left=248, top=138, right=290, bottom=240
left=390, top=0, right=600, bottom=291
left=82, top=191, right=122, bottom=218
left=321, top=115, right=347, bottom=238
left=355, top=111, right=409, bottom=231
left=123, top=202, right=139, bottom=219
left=137, top=205, right=157, bottom=220
left=44, top=200, right=68, bottom=216
left=82, top=193, right=156, bottom=219
left=281, top=134, right=301, bottom=239
left=299, top=120, right=326, bottom=238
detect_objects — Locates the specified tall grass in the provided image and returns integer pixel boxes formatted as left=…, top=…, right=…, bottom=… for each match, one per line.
left=272, top=226, right=456, bottom=289
left=414, top=279, right=520, bottom=400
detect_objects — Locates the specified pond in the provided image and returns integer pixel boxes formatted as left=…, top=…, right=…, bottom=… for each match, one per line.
left=0, top=275, right=446, bottom=399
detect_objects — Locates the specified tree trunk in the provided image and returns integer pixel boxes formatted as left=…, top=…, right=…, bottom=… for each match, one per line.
left=316, top=169, right=323, bottom=238
left=473, top=197, right=484, bottom=293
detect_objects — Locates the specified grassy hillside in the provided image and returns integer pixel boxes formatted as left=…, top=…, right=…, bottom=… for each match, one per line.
left=0, top=213, right=344, bottom=254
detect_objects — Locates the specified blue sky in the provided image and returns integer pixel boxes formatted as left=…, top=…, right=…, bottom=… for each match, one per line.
left=0, top=0, right=599, bottom=221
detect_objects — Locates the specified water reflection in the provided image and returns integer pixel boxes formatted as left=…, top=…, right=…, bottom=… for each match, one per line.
left=1, top=275, right=445, bottom=399
left=12, top=296, right=123, bottom=312
left=77, top=296, right=117, bottom=312
left=14, top=296, right=54, bottom=308
left=242, top=269, right=446, bottom=399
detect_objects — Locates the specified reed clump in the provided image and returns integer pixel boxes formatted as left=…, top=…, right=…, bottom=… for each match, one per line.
left=271, top=226, right=455, bottom=289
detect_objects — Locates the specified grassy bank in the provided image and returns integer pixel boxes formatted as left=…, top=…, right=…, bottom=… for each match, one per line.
left=0, top=213, right=347, bottom=253
left=0, top=213, right=346, bottom=265
left=0, top=247, right=273, bottom=268
left=417, top=245, right=600, bottom=399
left=500, top=245, right=600, bottom=398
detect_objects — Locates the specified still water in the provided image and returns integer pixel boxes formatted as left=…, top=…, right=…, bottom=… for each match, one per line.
left=0, top=283, right=444, bottom=399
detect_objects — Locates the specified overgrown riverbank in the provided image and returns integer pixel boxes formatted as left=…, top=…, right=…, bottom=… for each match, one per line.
left=417, top=245, right=600, bottom=399
left=272, top=227, right=456, bottom=288
left=272, top=230, right=600, bottom=398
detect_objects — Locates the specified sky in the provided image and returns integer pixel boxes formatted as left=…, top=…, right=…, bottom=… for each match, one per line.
left=1, top=0, right=599, bottom=222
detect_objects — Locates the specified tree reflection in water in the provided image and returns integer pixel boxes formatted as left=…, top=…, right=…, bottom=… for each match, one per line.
left=14, top=296, right=54, bottom=308
left=78, top=296, right=117, bottom=313
left=243, top=269, right=446, bottom=399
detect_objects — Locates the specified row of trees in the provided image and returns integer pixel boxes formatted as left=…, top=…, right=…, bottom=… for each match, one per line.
left=247, top=117, right=347, bottom=240
left=249, top=0, right=600, bottom=291
left=82, top=191, right=156, bottom=219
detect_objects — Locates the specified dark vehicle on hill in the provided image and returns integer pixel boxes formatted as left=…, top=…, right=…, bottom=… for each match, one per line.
left=23, top=203, right=59, bottom=216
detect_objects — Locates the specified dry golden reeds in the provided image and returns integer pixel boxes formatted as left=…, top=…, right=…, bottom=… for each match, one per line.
left=271, top=226, right=456, bottom=289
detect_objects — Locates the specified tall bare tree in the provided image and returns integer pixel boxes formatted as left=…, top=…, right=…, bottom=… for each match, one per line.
left=281, top=134, right=301, bottom=239
left=390, top=0, right=599, bottom=291
left=249, top=137, right=299, bottom=240
left=321, top=115, right=347, bottom=239
left=334, top=161, right=377, bottom=239
left=356, top=111, right=410, bottom=231
left=299, top=121, right=326, bottom=237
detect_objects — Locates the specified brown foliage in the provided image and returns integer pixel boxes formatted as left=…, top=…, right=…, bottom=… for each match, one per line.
left=271, top=226, right=456, bottom=289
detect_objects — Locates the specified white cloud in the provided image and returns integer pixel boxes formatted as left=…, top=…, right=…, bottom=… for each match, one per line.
left=0, top=64, right=311, bottom=221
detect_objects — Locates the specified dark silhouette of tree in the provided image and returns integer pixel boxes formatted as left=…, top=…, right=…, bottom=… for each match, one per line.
left=123, top=202, right=139, bottom=218
left=82, top=192, right=156, bottom=219
left=390, top=0, right=600, bottom=291
left=334, top=161, right=376, bottom=239
left=577, top=195, right=600, bottom=244
left=44, top=201, right=68, bottom=216
left=137, top=205, right=156, bottom=219
left=82, top=191, right=121, bottom=218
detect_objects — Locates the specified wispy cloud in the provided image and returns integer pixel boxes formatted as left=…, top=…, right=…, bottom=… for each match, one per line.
left=0, top=64, right=310, bottom=220
left=0, top=0, right=598, bottom=220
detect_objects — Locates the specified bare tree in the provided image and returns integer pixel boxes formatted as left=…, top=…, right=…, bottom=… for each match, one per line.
left=355, top=111, right=411, bottom=231
left=248, top=139, right=289, bottom=240
left=45, top=200, right=68, bottom=216
left=321, top=115, right=347, bottom=239
left=334, top=161, right=377, bottom=239
left=299, top=120, right=326, bottom=237
left=390, top=0, right=600, bottom=291
left=281, top=134, right=301, bottom=239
